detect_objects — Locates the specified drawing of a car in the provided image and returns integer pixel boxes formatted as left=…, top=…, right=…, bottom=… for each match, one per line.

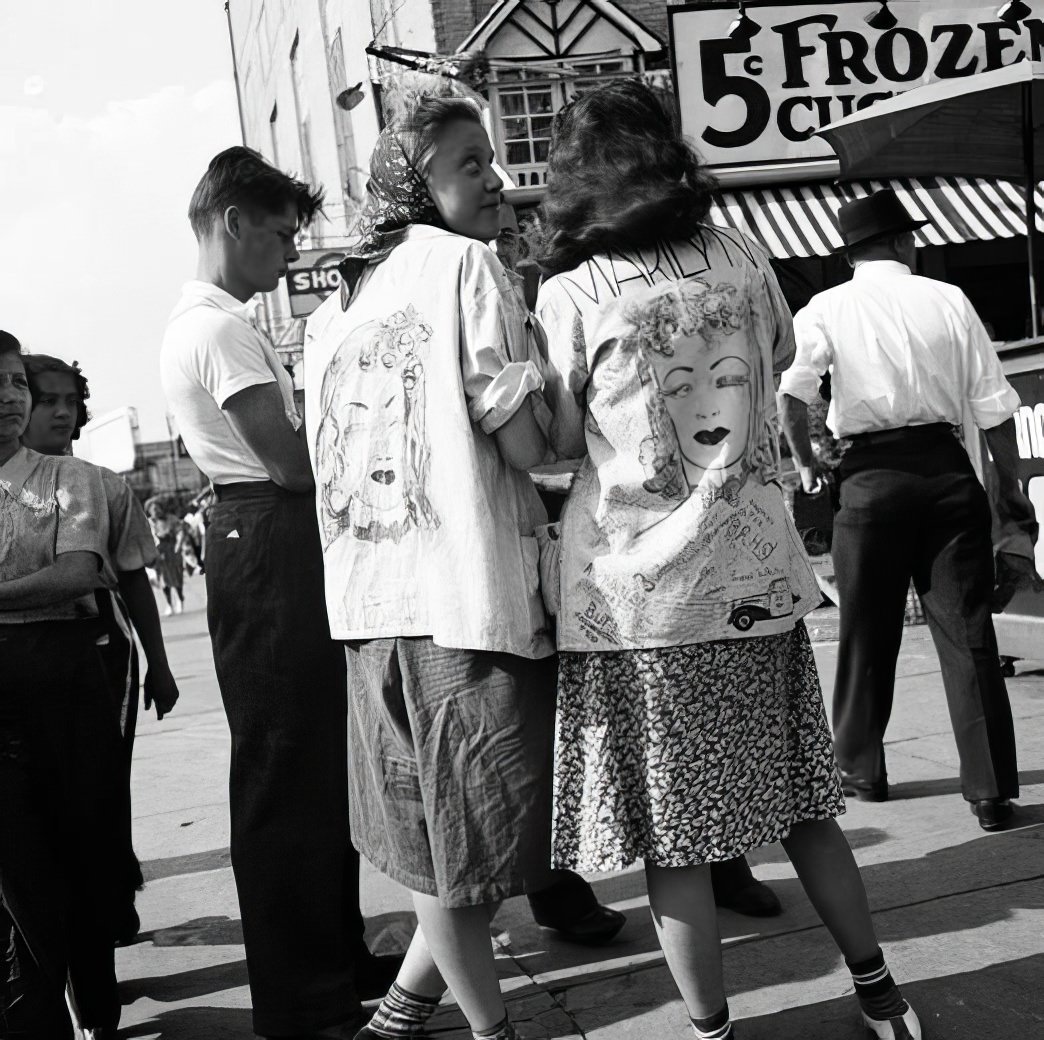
left=728, top=579, right=799, bottom=632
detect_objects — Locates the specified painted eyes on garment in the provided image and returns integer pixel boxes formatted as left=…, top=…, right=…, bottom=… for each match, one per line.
left=661, top=375, right=750, bottom=398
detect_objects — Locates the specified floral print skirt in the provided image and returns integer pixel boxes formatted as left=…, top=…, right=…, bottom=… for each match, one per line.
left=552, top=623, right=845, bottom=872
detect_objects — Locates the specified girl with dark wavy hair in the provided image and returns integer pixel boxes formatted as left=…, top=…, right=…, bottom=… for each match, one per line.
left=538, top=81, right=922, bottom=1040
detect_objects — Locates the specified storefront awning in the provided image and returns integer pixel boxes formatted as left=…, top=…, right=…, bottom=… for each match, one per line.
left=709, top=178, right=1044, bottom=260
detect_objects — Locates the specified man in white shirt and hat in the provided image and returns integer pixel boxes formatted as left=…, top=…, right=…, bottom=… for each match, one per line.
left=780, top=189, right=1036, bottom=832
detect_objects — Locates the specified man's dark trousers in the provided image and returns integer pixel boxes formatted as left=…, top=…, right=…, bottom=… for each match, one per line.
left=831, top=424, right=1019, bottom=802
left=206, top=482, right=365, bottom=1037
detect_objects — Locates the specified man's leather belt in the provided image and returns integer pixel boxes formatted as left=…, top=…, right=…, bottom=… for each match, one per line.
left=845, top=422, right=957, bottom=448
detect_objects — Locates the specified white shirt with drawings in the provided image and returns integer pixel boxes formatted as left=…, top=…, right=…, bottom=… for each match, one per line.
left=303, top=225, right=554, bottom=658
left=539, top=226, right=819, bottom=652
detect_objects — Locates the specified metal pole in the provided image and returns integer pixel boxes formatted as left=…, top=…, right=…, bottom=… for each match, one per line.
left=1025, top=80, right=1039, bottom=338
left=225, top=1, right=248, bottom=145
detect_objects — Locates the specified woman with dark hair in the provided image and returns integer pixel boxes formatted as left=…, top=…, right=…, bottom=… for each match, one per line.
left=21, top=353, right=180, bottom=944
left=538, top=81, right=922, bottom=1040
left=305, top=94, right=556, bottom=1040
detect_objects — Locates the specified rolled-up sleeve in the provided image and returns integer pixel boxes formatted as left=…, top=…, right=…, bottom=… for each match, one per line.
left=962, top=308, right=1021, bottom=429
left=780, top=304, right=833, bottom=405
left=459, top=244, right=546, bottom=434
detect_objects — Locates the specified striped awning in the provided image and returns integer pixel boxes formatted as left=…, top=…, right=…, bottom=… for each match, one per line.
left=709, top=177, right=1044, bottom=259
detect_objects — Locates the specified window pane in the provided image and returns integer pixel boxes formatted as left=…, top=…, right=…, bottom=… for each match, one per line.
left=506, top=141, right=532, bottom=165
left=527, top=91, right=553, bottom=114
left=500, top=91, right=526, bottom=116
left=531, top=115, right=553, bottom=137
left=533, top=139, right=550, bottom=163
left=502, top=116, right=529, bottom=140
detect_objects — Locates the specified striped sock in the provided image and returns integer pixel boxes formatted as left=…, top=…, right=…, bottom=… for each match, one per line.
left=691, top=1004, right=733, bottom=1039
left=473, top=1015, right=518, bottom=1040
left=848, top=949, right=909, bottom=1021
left=365, top=982, right=441, bottom=1037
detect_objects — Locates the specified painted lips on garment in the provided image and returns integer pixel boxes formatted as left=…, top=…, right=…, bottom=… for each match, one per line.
left=370, top=469, right=396, bottom=484
left=693, top=427, right=730, bottom=446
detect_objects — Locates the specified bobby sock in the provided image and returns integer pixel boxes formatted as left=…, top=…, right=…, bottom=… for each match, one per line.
left=472, top=1015, right=518, bottom=1040
left=365, top=981, right=441, bottom=1037
left=848, top=949, right=908, bottom=1021
left=691, top=1004, right=733, bottom=1039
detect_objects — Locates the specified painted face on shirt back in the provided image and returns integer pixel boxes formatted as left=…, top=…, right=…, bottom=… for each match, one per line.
left=425, top=120, right=504, bottom=243
left=23, top=370, right=80, bottom=455
left=651, top=336, right=753, bottom=482
left=0, top=352, right=31, bottom=455
left=232, top=201, right=301, bottom=295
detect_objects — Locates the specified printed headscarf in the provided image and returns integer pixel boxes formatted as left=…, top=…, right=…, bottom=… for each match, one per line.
left=337, top=124, right=446, bottom=301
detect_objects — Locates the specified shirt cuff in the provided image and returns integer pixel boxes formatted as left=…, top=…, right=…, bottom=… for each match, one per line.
left=469, top=360, right=545, bottom=434
left=777, top=364, right=822, bottom=405
left=969, top=385, right=1021, bottom=430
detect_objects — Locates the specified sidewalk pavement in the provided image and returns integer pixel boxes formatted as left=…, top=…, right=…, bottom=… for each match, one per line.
left=117, top=574, right=1044, bottom=1039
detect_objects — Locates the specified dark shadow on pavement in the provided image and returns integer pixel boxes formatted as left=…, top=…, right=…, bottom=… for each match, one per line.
left=735, top=952, right=1044, bottom=1039
left=889, top=768, right=1044, bottom=800
left=119, top=1004, right=254, bottom=1039
left=142, top=848, right=231, bottom=883
left=119, top=958, right=249, bottom=1005
left=139, top=915, right=244, bottom=947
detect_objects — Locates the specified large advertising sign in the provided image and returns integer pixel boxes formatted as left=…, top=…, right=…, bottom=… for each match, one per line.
left=669, top=1, right=1044, bottom=183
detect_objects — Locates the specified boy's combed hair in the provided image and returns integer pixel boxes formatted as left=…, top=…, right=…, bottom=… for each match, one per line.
left=539, top=80, right=719, bottom=275
left=188, top=146, right=325, bottom=239
left=23, top=353, right=91, bottom=437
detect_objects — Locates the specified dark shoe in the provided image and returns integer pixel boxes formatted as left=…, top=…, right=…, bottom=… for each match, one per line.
left=970, top=798, right=1014, bottom=831
left=714, top=877, right=782, bottom=917
left=354, top=951, right=406, bottom=1001
left=528, top=869, right=626, bottom=945
left=710, top=857, right=782, bottom=918
left=542, top=904, right=626, bottom=945
left=840, top=771, right=889, bottom=802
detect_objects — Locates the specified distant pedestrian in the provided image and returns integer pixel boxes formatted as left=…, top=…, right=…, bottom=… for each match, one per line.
left=146, top=500, right=186, bottom=615
left=780, top=189, right=1034, bottom=830
left=538, top=82, right=921, bottom=1040
left=21, top=352, right=180, bottom=945
left=0, top=332, right=123, bottom=1039
left=160, top=147, right=399, bottom=1039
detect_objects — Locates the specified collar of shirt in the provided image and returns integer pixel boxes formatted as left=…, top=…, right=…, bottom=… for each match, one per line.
left=851, top=260, right=913, bottom=281
left=0, top=445, right=37, bottom=500
left=179, top=280, right=258, bottom=322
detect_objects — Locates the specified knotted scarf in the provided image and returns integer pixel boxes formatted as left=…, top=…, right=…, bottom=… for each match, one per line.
left=337, top=124, right=446, bottom=302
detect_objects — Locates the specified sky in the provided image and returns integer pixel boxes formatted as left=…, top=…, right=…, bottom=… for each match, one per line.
left=0, top=1, right=241, bottom=442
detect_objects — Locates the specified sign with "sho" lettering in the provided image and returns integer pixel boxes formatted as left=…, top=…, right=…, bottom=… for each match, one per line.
left=285, top=249, right=347, bottom=318
left=669, top=1, right=1044, bottom=183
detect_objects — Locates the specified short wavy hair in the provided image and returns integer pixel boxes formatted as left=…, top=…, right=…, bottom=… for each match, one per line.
left=23, top=353, right=91, bottom=438
left=539, top=80, right=719, bottom=275
left=189, top=146, right=325, bottom=240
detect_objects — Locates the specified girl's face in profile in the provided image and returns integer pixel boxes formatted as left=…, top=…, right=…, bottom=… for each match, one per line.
left=425, top=119, right=504, bottom=243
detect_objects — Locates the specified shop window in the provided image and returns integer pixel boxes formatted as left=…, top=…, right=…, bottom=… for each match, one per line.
left=490, top=60, right=633, bottom=188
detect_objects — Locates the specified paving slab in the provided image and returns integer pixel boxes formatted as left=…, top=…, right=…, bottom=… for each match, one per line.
left=114, top=582, right=1044, bottom=1039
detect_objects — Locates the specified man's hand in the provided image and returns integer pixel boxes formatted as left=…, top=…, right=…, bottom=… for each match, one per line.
left=992, top=551, right=1044, bottom=613
left=144, top=666, right=180, bottom=720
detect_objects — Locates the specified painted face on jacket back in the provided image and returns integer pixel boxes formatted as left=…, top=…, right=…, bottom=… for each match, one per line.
left=232, top=201, right=301, bottom=294
left=425, top=120, right=503, bottom=243
left=23, top=370, right=80, bottom=455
